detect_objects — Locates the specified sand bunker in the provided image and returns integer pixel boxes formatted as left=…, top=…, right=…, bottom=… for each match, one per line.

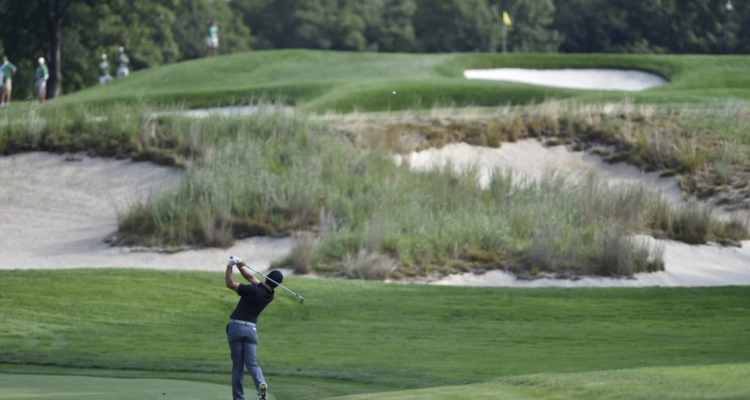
left=464, top=69, right=668, bottom=91
left=0, top=152, right=292, bottom=271
left=396, top=140, right=750, bottom=287
left=395, top=140, right=682, bottom=204
left=157, top=105, right=294, bottom=119
left=435, top=235, right=750, bottom=288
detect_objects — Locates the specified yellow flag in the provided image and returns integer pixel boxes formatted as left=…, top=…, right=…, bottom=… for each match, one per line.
left=503, top=11, right=512, bottom=26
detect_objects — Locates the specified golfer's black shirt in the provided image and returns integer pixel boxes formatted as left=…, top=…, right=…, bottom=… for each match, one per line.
left=230, top=283, right=274, bottom=324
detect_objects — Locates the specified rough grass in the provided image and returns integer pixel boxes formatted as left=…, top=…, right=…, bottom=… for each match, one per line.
left=341, top=100, right=750, bottom=212
left=20, top=50, right=750, bottom=113
left=1, top=102, right=747, bottom=278
left=116, top=108, right=744, bottom=279
left=1, top=270, right=750, bottom=394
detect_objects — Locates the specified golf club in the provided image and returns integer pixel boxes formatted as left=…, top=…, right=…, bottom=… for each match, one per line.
left=230, top=256, right=305, bottom=305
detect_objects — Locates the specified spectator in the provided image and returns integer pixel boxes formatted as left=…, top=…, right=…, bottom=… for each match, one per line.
left=35, top=57, right=49, bottom=103
left=98, top=54, right=112, bottom=85
left=0, top=56, right=17, bottom=106
left=205, top=19, right=219, bottom=57
left=116, top=47, right=130, bottom=77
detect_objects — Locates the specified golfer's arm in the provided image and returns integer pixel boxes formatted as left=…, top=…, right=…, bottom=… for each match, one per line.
left=237, top=265, right=261, bottom=285
left=225, top=266, right=240, bottom=292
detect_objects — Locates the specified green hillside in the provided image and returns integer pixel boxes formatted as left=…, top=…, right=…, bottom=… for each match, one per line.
left=49, top=50, right=750, bottom=112
left=1, top=269, right=749, bottom=399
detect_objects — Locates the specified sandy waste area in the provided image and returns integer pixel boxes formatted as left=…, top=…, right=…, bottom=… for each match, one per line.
left=1, top=137, right=748, bottom=287
left=464, top=68, right=668, bottom=91
left=396, top=140, right=750, bottom=287
left=0, top=153, right=292, bottom=271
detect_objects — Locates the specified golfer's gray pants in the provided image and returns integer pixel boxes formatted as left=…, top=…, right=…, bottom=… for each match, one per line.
left=227, top=322, right=266, bottom=400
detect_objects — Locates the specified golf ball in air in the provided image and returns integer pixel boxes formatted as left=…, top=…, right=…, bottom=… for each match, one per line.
left=393, top=91, right=397, bottom=95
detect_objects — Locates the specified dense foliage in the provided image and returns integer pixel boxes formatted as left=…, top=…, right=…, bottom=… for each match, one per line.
left=1, top=0, right=748, bottom=99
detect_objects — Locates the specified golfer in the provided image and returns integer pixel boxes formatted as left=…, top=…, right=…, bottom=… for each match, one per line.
left=205, top=19, right=219, bottom=57
left=116, top=47, right=130, bottom=77
left=35, top=58, right=49, bottom=103
left=225, top=258, right=282, bottom=400
left=98, top=54, right=112, bottom=85
left=0, top=56, right=17, bottom=106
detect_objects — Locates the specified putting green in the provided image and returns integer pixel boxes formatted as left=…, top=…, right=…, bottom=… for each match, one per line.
left=0, top=372, right=269, bottom=400
left=47, top=50, right=750, bottom=112
left=329, top=363, right=750, bottom=400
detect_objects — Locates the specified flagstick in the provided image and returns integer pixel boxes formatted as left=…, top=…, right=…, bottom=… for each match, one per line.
left=502, top=22, right=507, bottom=54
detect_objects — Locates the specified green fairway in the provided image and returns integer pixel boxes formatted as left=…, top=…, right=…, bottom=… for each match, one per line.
left=3, top=363, right=748, bottom=400
left=43, top=50, right=750, bottom=112
left=330, top=363, right=750, bottom=400
left=1, top=269, right=750, bottom=400
left=0, top=373, right=233, bottom=400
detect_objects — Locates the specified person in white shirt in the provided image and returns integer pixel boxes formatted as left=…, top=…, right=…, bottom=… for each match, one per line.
left=35, top=57, right=49, bottom=103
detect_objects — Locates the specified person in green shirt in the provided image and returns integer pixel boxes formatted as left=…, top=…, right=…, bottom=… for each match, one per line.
left=0, top=56, right=17, bottom=106
left=205, top=19, right=219, bottom=57
left=35, top=57, right=49, bottom=103
left=116, top=47, right=130, bottom=77
left=98, top=54, right=112, bottom=85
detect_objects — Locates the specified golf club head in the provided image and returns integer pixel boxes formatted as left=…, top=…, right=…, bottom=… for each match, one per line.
left=300, top=298, right=304, bottom=305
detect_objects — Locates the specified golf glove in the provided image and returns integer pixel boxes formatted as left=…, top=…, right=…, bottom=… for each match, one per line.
left=227, top=256, right=242, bottom=267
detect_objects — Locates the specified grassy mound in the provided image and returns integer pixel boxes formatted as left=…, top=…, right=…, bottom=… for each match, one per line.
left=1, top=270, right=750, bottom=399
left=30, top=50, right=750, bottom=112
left=1, top=104, right=745, bottom=278
left=113, top=108, right=746, bottom=278
left=331, top=364, right=750, bottom=400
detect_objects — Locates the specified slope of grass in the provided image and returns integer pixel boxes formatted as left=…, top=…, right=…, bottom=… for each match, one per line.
left=0, top=364, right=388, bottom=400
left=4, top=363, right=748, bottom=400
left=29, top=50, right=750, bottom=112
left=330, top=363, right=750, bottom=400
left=1, top=269, right=750, bottom=395
left=0, top=373, right=234, bottom=400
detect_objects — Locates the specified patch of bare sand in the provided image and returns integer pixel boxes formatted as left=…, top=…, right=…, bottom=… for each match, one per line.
left=464, top=68, right=668, bottom=91
left=394, top=140, right=750, bottom=287
left=0, top=152, right=292, bottom=271
left=395, top=140, right=682, bottom=204
left=435, top=236, right=750, bottom=288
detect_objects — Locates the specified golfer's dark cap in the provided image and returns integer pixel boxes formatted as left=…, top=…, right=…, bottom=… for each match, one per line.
left=266, top=270, right=283, bottom=288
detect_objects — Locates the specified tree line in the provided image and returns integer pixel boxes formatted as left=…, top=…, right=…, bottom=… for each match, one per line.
left=1, top=0, right=747, bottom=100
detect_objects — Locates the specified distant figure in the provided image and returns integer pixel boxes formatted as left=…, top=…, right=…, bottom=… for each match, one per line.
left=35, top=57, right=49, bottom=103
left=98, top=54, right=112, bottom=85
left=205, top=19, right=219, bottom=57
left=116, top=47, right=130, bottom=77
left=0, top=56, right=17, bottom=106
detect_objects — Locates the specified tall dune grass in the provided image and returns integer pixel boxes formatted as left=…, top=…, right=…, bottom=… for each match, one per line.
left=2, top=101, right=747, bottom=278
left=118, top=109, right=745, bottom=279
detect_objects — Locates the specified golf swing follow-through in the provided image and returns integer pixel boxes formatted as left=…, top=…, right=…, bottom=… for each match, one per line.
left=224, top=256, right=304, bottom=400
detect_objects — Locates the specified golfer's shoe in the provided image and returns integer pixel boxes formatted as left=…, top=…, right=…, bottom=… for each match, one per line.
left=258, top=383, right=268, bottom=400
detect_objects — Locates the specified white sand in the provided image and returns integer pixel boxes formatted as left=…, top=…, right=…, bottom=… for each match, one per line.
left=0, top=152, right=292, bottom=271
left=156, top=105, right=294, bottom=119
left=395, top=140, right=682, bottom=204
left=3, top=143, right=748, bottom=286
left=395, top=140, right=750, bottom=287
left=464, top=69, right=668, bottom=91
left=435, top=236, right=750, bottom=288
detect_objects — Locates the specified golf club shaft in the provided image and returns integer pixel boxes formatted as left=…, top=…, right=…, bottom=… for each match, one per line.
left=241, top=265, right=304, bottom=303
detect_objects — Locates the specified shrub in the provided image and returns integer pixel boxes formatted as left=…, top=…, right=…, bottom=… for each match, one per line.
left=343, top=249, right=399, bottom=280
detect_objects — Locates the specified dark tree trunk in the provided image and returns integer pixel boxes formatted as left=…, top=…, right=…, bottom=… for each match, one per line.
left=47, top=17, right=62, bottom=98
left=44, top=0, right=71, bottom=99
